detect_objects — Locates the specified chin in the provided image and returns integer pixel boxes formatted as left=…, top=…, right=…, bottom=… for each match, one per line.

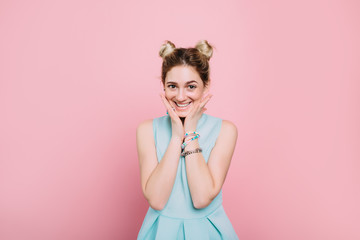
left=176, top=112, right=188, bottom=118
left=175, top=109, right=191, bottom=118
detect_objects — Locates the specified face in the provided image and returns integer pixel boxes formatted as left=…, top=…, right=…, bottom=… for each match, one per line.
left=164, top=65, right=207, bottom=118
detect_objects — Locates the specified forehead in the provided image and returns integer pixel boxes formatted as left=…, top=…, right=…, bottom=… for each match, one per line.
left=165, top=66, right=202, bottom=84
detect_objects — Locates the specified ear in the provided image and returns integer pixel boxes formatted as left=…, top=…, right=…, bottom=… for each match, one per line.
left=203, top=80, right=211, bottom=94
left=160, top=80, right=165, bottom=91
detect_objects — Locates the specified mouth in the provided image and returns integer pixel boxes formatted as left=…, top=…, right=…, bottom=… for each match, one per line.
left=174, top=101, right=192, bottom=111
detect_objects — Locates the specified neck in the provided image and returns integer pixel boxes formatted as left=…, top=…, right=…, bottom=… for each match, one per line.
left=180, top=117, right=185, bottom=125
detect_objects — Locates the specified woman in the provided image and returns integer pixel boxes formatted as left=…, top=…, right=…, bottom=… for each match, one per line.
left=136, top=40, right=238, bottom=239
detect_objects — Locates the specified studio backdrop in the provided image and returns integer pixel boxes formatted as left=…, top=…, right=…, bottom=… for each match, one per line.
left=0, top=0, right=359, bottom=239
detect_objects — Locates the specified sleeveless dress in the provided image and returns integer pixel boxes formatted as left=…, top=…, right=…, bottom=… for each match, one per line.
left=137, top=113, right=238, bottom=240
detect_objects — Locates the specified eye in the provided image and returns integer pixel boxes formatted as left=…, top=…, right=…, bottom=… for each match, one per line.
left=188, top=85, right=197, bottom=89
left=167, top=84, right=176, bottom=89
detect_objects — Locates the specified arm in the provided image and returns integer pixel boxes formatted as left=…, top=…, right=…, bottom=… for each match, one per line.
left=136, top=119, right=183, bottom=211
left=184, top=120, right=238, bottom=209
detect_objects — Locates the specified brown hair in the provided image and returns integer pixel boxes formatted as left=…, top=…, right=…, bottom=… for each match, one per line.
left=159, top=40, right=214, bottom=87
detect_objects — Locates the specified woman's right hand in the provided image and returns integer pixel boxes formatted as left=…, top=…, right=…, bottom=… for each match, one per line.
left=160, top=94, right=184, bottom=141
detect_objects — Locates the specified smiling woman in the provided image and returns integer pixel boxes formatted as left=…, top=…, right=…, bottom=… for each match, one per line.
left=136, top=40, right=239, bottom=239
left=164, top=66, right=206, bottom=119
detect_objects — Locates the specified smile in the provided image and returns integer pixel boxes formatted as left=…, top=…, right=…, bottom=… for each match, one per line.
left=176, top=102, right=191, bottom=107
left=174, top=102, right=192, bottom=110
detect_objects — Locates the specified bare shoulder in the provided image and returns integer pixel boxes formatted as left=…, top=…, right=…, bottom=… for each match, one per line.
left=136, top=118, right=156, bottom=162
left=219, top=119, right=238, bottom=138
left=136, top=119, right=155, bottom=149
left=212, top=119, right=238, bottom=151
left=136, top=119, right=153, bottom=135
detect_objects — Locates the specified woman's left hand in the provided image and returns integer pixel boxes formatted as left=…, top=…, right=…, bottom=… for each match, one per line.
left=184, top=93, right=213, bottom=132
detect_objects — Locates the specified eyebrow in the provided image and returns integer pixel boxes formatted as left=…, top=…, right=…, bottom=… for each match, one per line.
left=166, top=80, right=198, bottom=84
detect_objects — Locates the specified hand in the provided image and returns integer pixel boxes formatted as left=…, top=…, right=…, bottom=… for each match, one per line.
left=159, top=93, right=185, bottom=141
left=184, top=93, right=213, bottom=132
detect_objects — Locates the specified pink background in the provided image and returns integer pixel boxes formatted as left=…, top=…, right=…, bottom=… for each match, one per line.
left=1, top=0, right=359, bottom=239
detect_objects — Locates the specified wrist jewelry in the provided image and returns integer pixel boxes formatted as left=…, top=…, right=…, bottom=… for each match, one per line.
left=184, top=131, right=199, bottom=138
left=181, top=133, right=200, bottom=149
left=181, top=148, right=202, bottom=157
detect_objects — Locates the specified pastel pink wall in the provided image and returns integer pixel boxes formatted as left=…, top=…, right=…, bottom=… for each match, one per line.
left=1, top=0, right=359, bottom=239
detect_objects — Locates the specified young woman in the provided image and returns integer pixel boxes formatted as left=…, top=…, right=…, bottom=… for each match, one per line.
left=136, top=40, right=238, bottom=239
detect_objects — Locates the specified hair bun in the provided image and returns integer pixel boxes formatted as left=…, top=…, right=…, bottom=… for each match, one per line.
left=159, top=40, right=176, bottom=59
left=195, top=40, right=213, bottom=60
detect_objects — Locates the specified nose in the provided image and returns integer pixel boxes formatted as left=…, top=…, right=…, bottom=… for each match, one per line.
left=176, top=88, right=187, bottom=101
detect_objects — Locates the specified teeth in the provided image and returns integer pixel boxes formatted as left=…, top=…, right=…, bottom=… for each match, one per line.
left=176, top=102, right=191, bottom=107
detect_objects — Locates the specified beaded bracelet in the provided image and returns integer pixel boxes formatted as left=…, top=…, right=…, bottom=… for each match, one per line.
left=181, top=133, right=200, bottom=149
left=184, top=132, right=200, bottom=143
left=181, top=148, right=202, bottom=157
left=184, top=131, right=199, bottom=138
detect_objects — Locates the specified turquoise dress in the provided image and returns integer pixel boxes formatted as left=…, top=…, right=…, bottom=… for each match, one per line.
left=137, top=113, right=238, bottom=239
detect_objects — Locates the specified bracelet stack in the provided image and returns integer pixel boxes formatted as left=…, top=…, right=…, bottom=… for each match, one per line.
left=181, top=131, right=202, bottom=157
left=181, top=131, right=200, bottom=150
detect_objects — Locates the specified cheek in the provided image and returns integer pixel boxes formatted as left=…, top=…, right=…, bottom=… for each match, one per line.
left=164, top=91, right=175, bottom=100
left=189, top=91, right=203, bottom=101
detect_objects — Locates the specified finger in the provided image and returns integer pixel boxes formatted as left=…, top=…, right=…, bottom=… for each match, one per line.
left=159, top=94, right=179, bottom=119
left=200, top=94, right=213, bottom=109
left=189, top=95, right=209, bottom=116
left=201, top=91, right=210, bottom=100
left=189, top=98, right=203, bottom=114
left=159, top=94, right=173, bottom=112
